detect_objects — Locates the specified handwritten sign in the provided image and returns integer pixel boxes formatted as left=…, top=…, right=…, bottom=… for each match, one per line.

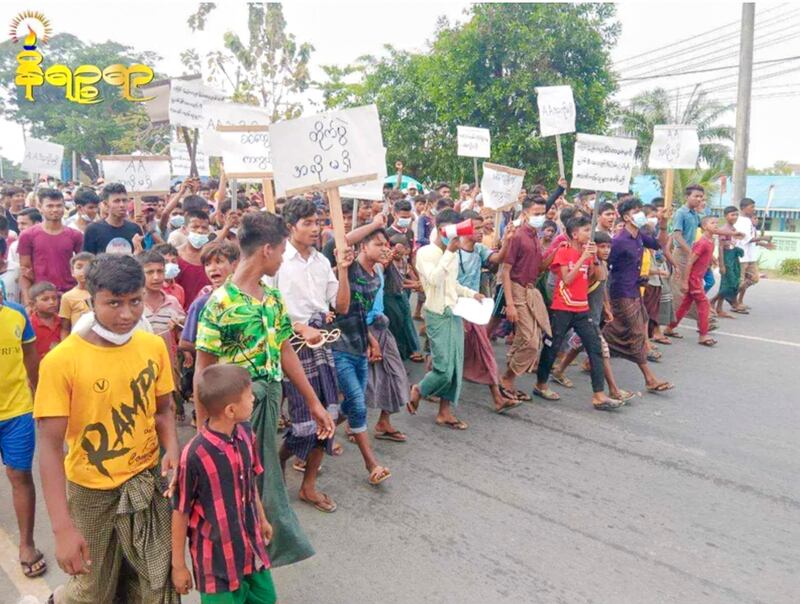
left=21, top=137, right=63, bottom=177
left=339, top=147, right=388, bottom=201
left=168, top=80, right=225, bottom=129
left=100, top=156, right=171, bottom=193
left=170, top=141, right=210, bottom=177
left=648, top=125, right=700, bottom=169
left=269, top=104, right=383, bottom=196
left=205, top=128, right=272, bottom=177
left=457, top=126, right=491, bottom=158
left=480, top=162, right=526, bottom=211
left=202, top=101, right=271, bottom=133
left=571, top=134, right=637, bottom=194
left=535, top=85, right=576, bottom=137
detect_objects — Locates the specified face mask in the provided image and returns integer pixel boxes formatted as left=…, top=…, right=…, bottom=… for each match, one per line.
left=169, top=215, right=185, bottom=228
left=587, top=198, right=596, bottom=209
left=187, top=232, right=209, bottom=249
left=164, top=262, right=180, bottom=279
left=396, top=217, right=412, bottom=228
left=79, top=213, right=92, bottom=222
left=230, top=227, right=238, bottom=235
left=91, top=319, right=137, bottom=346
left=441, top=235, right=451, bottom=246
left=514, top=203, right=523, bottom=212
left=646, top=216, right=658, bottom=227
left=528, top=215, right=546, bottom=229
left=632, top=211, right=648, bottom=229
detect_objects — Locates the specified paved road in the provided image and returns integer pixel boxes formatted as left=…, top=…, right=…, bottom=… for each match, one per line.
left=2, top=279, right=798, bottom=604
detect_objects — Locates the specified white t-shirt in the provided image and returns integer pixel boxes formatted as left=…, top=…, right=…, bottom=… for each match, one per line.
left=734, top=215, right=759, bottom=263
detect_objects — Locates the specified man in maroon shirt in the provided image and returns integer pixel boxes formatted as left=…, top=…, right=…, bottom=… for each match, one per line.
left=499, top=196, right=552, bottom=401
left=668, top=215, right=717, bottom=346
left=176, top=209, right=212, bottom=309
left=18, top=188, right=82, bottom=304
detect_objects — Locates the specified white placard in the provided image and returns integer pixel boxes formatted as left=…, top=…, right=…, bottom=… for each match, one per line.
left=648, top=125, right=700, bottom=169
left=480, top=162, right=526, bottom=211
left=269, top=104, right=384, bottom=195
left=571, top=134, right=637, bottom=194
left=170, top=142, right=210, bottom=177
left=205, top=130, right=272, bottom=175
left=339, top=147, right=388, bottom=201
left=202, top=101, right=271, bottom=133
left=168, top=80, right=225, bottom=129
left=102, top=158, right=172, bottom=192
left=535, top=85, right=576, bottom=137
left=452, top=297, right=494, bottom=325
left=21, top=138, right=63, bottom=177
left=457, top=126, right=491, bottom=158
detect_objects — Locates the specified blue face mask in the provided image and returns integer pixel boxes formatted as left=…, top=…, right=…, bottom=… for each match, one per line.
left=441, top=235, right=450, bottom=246
left=169, top=214, right=185, bottom=228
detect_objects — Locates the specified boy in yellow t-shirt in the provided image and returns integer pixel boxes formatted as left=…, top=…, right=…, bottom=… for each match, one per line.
left=58, top=252, right=94, bottom=340
left=35, top=253, right=180, bottom=604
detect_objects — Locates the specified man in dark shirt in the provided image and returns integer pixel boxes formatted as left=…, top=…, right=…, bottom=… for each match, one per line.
left=385, top=198, right=415, bottom=249
left=1, top=186, right=26, bottom=234
left=499, top=195, right=551, bottom=401
left=82, top=183, right=142, bottom=255
left=330, top=228, right=391, bottom=486
left=603, top=197, right=673, bottom=392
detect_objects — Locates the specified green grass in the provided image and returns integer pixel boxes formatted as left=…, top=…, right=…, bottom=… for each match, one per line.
left=764, top=269, right=800, bottom=283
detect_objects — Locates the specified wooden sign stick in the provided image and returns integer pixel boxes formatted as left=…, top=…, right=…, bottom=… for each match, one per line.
left=663, top=168, right=675, bottom=218
left=327, top=187, right=348, bottom=259
left=472, top=157, right=479, bottom=187
left=555, top=134, right=565, bottom=180
left=261, top=177, right=276, bottom=213
left=230, top=178, right=238, bottom=212
left=133, top=192, right=142, bottom=220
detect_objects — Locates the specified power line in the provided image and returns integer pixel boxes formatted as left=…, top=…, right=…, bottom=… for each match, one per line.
left=617, top=54, right=800, bottom=82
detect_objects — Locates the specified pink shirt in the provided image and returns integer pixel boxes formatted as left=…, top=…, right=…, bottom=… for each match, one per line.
left=17, top=225, right=83, bottom=292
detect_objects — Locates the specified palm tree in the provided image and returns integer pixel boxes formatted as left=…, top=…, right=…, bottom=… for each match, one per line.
left=617, top=85, right=734, bottom=170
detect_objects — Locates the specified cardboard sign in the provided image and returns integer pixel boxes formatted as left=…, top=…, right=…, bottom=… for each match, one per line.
left=21, top=137, right=63, bottom=177
left=339, top=147, right=388, bottom=201
left=168, top=80, right=225, bottom=129
left=480, top=162, right=526, bottom=211
left=456, top=126, right=491, bottom=158
left=202, top=100, right=271, bottom=133
left=100, top=156, right=172, bottom=193
left=169, top=141, right=210, bottom=177
left=648, top=125, right=700, bottom=169
left=269, top=104, right=383, bottom=196
left=208, top=127, right=272, bottom=177
left=571, top=134, right=637, bottom=194
left=535, top=85, right=576, bottom=137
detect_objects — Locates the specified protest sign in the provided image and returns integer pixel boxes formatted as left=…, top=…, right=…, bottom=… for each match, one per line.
left=480, top=162, right=526, bottom=211
left=21, top=137, right=63, bottom=177
left=211, top=125, right=272, bottom=178
left=535, top=86, right=576, bottom=138
left=99, top=156, right=172, bottom=194
left=571, top=134, right=637, bottom=194
left=202, top=100, right=271, bottom=133
left=168, top=79, right=225, bottom=129
left=270, top=104, right=383, bottom=255
left=648, top=125, right=700, bottom=170
left=170, top=141, right=210, bottom=177
left=339, top=147, right=388, bottom=202
left=456, top=126, right=491, bottom=158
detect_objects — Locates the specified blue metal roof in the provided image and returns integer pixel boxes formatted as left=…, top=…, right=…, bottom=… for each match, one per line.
left=631, top=175, right=800, bottom=210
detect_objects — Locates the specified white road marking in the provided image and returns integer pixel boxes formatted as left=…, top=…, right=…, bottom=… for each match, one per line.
left=0, top=527, right=51, bottom=602
left=678, top=325, right=800, bottom=348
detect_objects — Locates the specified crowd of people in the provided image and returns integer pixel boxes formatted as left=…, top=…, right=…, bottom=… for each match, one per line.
left=0, top=172, right=772, bottom=603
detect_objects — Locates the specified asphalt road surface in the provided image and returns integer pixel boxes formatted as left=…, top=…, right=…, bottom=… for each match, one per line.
left=1, top=278, right=798, bottom=604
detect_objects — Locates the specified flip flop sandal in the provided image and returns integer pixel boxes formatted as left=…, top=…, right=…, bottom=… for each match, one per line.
left=435, top=418, right=469, bottom=430
left=593, top=399, right=624, bottom=411
left=514, top=390, right=533, bottom=402
left=551, top=372, right=574, bottom=388
left=368, top=466, right=392, bottom=486
left=652, top=337, right=672, bottom=345
left=613, top=389, right=636, bottom=403
left=498, top=385, right=520, bottom=401
left=21, top=551, right=47, bottom=578
left=731, top=307, right=750, bottom=314
left=293, top=460, right=324, bottom=473
left=533, top=387, right=561, bottom=401
left=332, top=442, right=344, bottom=456
left=647, top=351, right=662, bottom=363
left=345, top=431, right=357, bottom=444
left=299, top=493, right=337, bottom=513
left=409, top=353, right=425, bottom=363
left=646, top=381, right=675, bottom=393
left=495, top=400, right=522, bottom=415
left=664, top=331, right=683, bottom=339
left=375, top=430, right=407, bottom=442
left=699, top=339, right=718, bottom=347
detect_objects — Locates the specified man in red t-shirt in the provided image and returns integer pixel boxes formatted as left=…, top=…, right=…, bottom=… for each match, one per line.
left=668, top=215, right=717, bottom=346
left=533, top=215, right=623, bottom=411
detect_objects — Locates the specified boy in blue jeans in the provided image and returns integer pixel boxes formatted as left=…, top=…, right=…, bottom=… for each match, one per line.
left=172, top=364, right=276, bottom=603
left=0, top=280, right=46, bottom=578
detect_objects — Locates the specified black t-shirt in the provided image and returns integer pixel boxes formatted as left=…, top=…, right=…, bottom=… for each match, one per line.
left=83, top=220, right=142, bottom=255
left=4, top=208, right=18, bottom=235
left=331, top=262, right=380, bottom=356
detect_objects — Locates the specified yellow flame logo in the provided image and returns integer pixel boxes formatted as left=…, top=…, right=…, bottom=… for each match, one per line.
left=8, top=10, right=52, bottom=46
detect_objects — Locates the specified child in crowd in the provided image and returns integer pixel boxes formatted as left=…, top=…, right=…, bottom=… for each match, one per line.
left=383, top=235, right=424, bottom=362
left=28, top=281, right=61, bottom=360
left=176, top=208, right=213, bottom=309
left=58, top=252, right=94, bottom=339
left=171, top=364, right=276, bottom=604
left=667, top=215, right=718, bottom=347
left=153, top=243, right=185, bottom=307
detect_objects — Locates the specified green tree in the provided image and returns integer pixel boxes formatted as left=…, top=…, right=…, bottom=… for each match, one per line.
left=185, top=2, right=313, bottom=121
left=318, top=3, right=620, bottom=187
left=0, top=33, right=165, bottom=179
